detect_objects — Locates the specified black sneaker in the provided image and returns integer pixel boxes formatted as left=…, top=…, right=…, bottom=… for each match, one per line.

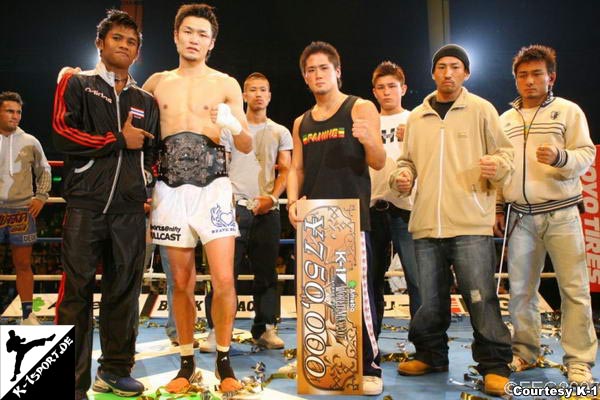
left=92, top=369, right=144, bottom=397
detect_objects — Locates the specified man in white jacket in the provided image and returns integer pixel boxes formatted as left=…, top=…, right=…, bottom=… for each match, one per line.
left=0, top=91, right=51, bottom=325
left=494, top=44, right=597, bottom=385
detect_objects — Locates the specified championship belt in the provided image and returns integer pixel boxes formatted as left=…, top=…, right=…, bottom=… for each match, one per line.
left=158, top=132, right=227, bottom=187
left=296, top=199, right=363, bottom=395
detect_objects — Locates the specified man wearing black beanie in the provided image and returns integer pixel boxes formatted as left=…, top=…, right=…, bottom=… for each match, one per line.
left=431, top=44, right=470, bottom=73
left=389, top=43, right=514, bottom=397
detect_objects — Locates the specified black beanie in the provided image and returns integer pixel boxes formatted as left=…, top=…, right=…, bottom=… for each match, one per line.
left=432, top=44, right=470, bottom=73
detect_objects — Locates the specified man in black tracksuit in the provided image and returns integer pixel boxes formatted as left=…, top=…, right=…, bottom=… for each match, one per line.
left=52, top=10, right=159, bottom=400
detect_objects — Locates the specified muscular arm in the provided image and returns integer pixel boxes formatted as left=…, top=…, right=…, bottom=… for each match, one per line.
left=351, top=99, right=385, bottom=170
left=287, top=116, right=305, bottom=227
left=141, top=72, right=165, bottom=95
left=224, top=76, right=252, bottom=154
left=272, top=149, right=291, bottom=199
left=271, top=126, right=293, bottom=199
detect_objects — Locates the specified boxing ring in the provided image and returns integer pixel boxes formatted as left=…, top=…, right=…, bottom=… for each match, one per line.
left=0, top=161, right=584, bottom=400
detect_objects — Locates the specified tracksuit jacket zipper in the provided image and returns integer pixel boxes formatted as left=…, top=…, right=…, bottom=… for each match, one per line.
left=102, top=90, right=123, bottom=214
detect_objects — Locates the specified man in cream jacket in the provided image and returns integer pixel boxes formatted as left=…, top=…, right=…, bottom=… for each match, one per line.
left=389, top=44, right=514, bottom=397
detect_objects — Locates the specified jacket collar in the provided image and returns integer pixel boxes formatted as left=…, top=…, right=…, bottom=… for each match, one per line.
left=510, top=90, right=555, bottom=110
left=421, top=87, right=469, bottom=116
left=94, top=61, right=136, bottom=90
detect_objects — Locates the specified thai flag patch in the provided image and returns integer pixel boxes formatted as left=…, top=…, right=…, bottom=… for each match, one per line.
left=130, top=107, right=145, bottom=119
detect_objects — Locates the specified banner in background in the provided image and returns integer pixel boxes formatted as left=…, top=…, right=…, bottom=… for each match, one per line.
left=2, top=293, right=552, bottom=319
left=581, top=144, right=600, bottom=292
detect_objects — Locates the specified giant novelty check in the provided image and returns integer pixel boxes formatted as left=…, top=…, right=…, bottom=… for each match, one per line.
left=296, top=199, right=363, bottom=395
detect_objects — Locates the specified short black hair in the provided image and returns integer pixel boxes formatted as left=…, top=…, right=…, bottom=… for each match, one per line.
left=174, top=3, right=219, bottom=39
left=512, top=44, right=557, bottom=76
left=372, top=61, right=406, bottom=87
left=244, top=72, right=270, bottom=91
left=96, top=9, right=142, bottom=49
left=0, top=91, right=23, bottom=108
left=299, top=41, right=342, bottom=88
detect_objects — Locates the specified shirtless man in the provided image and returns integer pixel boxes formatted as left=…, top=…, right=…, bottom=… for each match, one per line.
left=142, top=3, right=251, bottom=393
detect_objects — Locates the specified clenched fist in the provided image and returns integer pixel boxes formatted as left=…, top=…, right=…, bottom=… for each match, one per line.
left=536, top=143, right=559, bottom=165
left=479, top=155, right=498, bottom=179
left=393, top=170, right=413, bottom=193
left=352, top=119, right=372, bottom=145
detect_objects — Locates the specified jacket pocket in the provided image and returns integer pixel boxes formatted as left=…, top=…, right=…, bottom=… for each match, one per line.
left=471, top=187, right=486, bottom=214
left=470, top=184, right=491, bottom=216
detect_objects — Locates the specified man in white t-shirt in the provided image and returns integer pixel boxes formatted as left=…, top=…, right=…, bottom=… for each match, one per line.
left=369, top=61, right=419, bottom=337
left=203, top=72, right=293, bottom=351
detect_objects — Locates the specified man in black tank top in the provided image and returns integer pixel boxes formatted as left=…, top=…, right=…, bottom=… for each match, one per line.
left=287, top=41, right=386, bottom=395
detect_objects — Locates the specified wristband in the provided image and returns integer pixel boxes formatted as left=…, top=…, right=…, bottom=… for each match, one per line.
left=216, top=103, right=242, bottom=136
left=268, top=194, right=279, bottom=208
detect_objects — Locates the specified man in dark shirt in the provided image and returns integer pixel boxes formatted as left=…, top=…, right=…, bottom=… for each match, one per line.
left=52, top=10, right=158, bottom=400
left=287, top=41, right=385, bottom=395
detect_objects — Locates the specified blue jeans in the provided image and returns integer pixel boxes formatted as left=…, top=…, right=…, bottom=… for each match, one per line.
left=508, top=206, right=597, bottom=366
left=409, top=235, right=512, bottom=377
left=369, top=203, right=420, bottom=335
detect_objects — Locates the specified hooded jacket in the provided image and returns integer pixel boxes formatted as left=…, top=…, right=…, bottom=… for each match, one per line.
left=0, top=127, right=51, bottom=208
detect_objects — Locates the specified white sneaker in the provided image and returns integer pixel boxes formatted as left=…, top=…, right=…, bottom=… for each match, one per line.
left=21, top=314, right=40, bottom=325
left=362, top=375, right=383, bottom=395
left=199, top=329, right=216, bottom=353
left=277, top=360, right=297, bottom=376
left=567, top=362, right=593, bottom=385
left=255, top=325, right=284, bottom=349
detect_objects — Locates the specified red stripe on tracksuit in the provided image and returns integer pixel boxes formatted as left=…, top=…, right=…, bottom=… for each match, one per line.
left=54, top=210, right=69, bottom=325
left=54, top=272, right=67, bottom=325
left=52, top=74, right=117, bottom=149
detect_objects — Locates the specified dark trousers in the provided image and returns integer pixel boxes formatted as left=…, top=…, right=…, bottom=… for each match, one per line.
left=409, top=236, right=512, bottom=377
left=369, top=202, right=420, bottom=336
left=56, top=208, right=146, bottom=392
left=362, top=231, right=381, bottom=377
left=206, top=206, right=281, bottom=338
